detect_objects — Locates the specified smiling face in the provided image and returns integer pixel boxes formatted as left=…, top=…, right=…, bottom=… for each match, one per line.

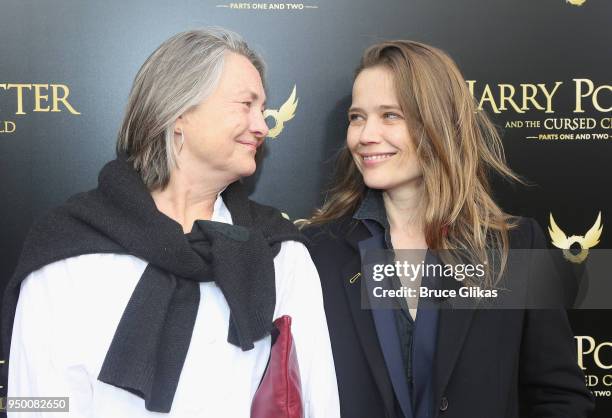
left=347, top=65, right=422, bottom=193
left=175, top=52, right=269, bottom=185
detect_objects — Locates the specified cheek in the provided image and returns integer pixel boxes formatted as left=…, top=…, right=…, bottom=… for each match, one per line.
left=234, top=114, right=249, bottom=132
left=346, top=135, right=362, bottom=168
left=387, top=128, right=413, bottom=151
left=232, top=109, right=251, bottom=131
left=346, top=128, right=360, bottom=151
left=400, top=152, right=422, bottom=178
left=216, top=118, right=245, bottom=147
left=208, top=107, right=248, bottom=140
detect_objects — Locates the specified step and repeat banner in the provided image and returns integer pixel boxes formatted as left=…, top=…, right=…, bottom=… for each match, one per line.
left=1, top=0, right=610, bottom=415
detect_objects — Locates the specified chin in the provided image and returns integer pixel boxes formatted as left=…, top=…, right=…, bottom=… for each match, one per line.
left=362, top=175, right=395, bottom=191
left=237, top=161, right=257, bottom=178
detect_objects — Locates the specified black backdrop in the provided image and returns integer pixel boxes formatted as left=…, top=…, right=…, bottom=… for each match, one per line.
left=1, top=0, right=611, bottom=415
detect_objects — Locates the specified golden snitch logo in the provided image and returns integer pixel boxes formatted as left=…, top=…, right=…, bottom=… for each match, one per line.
left=263, top=85, right=298, bottom=138
left=549, top=212, right=603, bottom=263
left=566, top=0, right=586, bottom=6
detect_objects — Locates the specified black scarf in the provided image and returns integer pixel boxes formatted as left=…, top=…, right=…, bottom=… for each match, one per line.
left=1, top=157, right=305, bottom=412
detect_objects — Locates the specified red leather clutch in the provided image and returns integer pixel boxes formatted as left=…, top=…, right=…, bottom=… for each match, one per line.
left=251, top=315, right=304, bottom=418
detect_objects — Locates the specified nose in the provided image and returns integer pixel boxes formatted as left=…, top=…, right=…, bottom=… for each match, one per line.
left=250, top=109, right=269, bottom=140
left=357, top=118, right=382, bottom=145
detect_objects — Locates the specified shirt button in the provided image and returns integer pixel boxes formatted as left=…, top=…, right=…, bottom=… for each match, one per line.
left=439, top=396, right=448, bottom=412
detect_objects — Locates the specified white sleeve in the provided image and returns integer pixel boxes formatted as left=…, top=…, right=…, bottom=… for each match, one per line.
left=8, top=261, right=93, bottom=418
left=274, top=241, right=341, bottom=418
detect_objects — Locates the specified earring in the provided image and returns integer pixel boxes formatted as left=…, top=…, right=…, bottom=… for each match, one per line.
left=179, top=129, right=184, bottom=154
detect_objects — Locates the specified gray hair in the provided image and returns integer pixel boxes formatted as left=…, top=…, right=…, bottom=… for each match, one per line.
left=116, top=27, right=265, bottom=190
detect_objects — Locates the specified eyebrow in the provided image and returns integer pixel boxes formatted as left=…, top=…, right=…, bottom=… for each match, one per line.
left=348, top=104, right=402, bottom=113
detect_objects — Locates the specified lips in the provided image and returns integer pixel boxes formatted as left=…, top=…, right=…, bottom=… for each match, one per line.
left=360, top=152, right=397, bottom=165
left=237, top=140, right=259, bottom=151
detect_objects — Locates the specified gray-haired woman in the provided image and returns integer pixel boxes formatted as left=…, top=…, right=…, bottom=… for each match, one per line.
left=2, top=28, right=340, bottom=417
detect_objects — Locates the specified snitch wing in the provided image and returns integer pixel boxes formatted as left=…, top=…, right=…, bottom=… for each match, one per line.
left=549, top=213, right=570, bottom=249
left=277, top=85, right=298, bottom=124
left=582, top=211, right=602, bottom=249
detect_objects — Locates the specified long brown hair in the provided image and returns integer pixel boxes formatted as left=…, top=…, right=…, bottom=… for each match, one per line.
left=306, top=40, right=521, bottom=287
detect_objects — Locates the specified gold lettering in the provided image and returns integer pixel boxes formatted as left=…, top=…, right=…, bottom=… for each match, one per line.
left=538, top=82, right=562, bottom=114
left=51, top=84, right=80, bottom=114
left=466, top=80, right=476, bottom=99
left=594, top=342, right=612, bottom=370
left=520, top=84, right=545, bottom=112
left=0, top=121, right=16, bottom=133
left=33, top=84, right=51, bottom=112
left=6, top=83, right=32, bottom=115
left=576, top=335, right=596, bottom=370
left=478, top=84, right=500, bottom=114
left=0, top=84, right=5, bottom=113
left=498, top=84, right=524, bottom=113
left=593, top=85, right=612, bottom=112
left=574, top=79, right=594, bottom=113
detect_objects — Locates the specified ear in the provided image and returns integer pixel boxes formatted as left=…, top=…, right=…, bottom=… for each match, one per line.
left=173, top=114, right=185, bottom=135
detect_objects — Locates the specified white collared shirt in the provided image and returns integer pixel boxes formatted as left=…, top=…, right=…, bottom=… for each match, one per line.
left=8, top=195, right=340, bottom=418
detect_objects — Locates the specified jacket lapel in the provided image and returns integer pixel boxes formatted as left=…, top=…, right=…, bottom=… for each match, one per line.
left=434, top=285, right=477, bottom=411
left=342, top=222, right=397, bottom=418
left=341, top=218, right=480, bottom=417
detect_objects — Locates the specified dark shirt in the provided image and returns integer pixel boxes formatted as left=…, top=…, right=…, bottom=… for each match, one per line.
left=353, top=188, right=415, bottom=397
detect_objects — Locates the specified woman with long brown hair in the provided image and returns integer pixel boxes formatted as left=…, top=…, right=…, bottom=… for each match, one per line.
left=302, top=40, right=593, bottom=418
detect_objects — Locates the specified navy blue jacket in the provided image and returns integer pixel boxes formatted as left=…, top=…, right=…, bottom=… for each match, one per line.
left=304, top=217, right=594, bottom=418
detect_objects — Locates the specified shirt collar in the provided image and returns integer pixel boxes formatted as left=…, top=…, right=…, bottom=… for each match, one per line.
left=353, top=188, right=393, bottom=248
left=212, top=191, right=233, bottom=225
left=354, top=188, right=389, bottom=228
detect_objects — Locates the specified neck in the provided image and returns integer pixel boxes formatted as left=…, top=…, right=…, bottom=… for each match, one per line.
left=151, top=164, right=233, bottom=233
left=383, top=177, right=426, bottom=239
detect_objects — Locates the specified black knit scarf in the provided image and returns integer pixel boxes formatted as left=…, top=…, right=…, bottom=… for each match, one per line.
left=1, top=157, right=305, bottom=412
